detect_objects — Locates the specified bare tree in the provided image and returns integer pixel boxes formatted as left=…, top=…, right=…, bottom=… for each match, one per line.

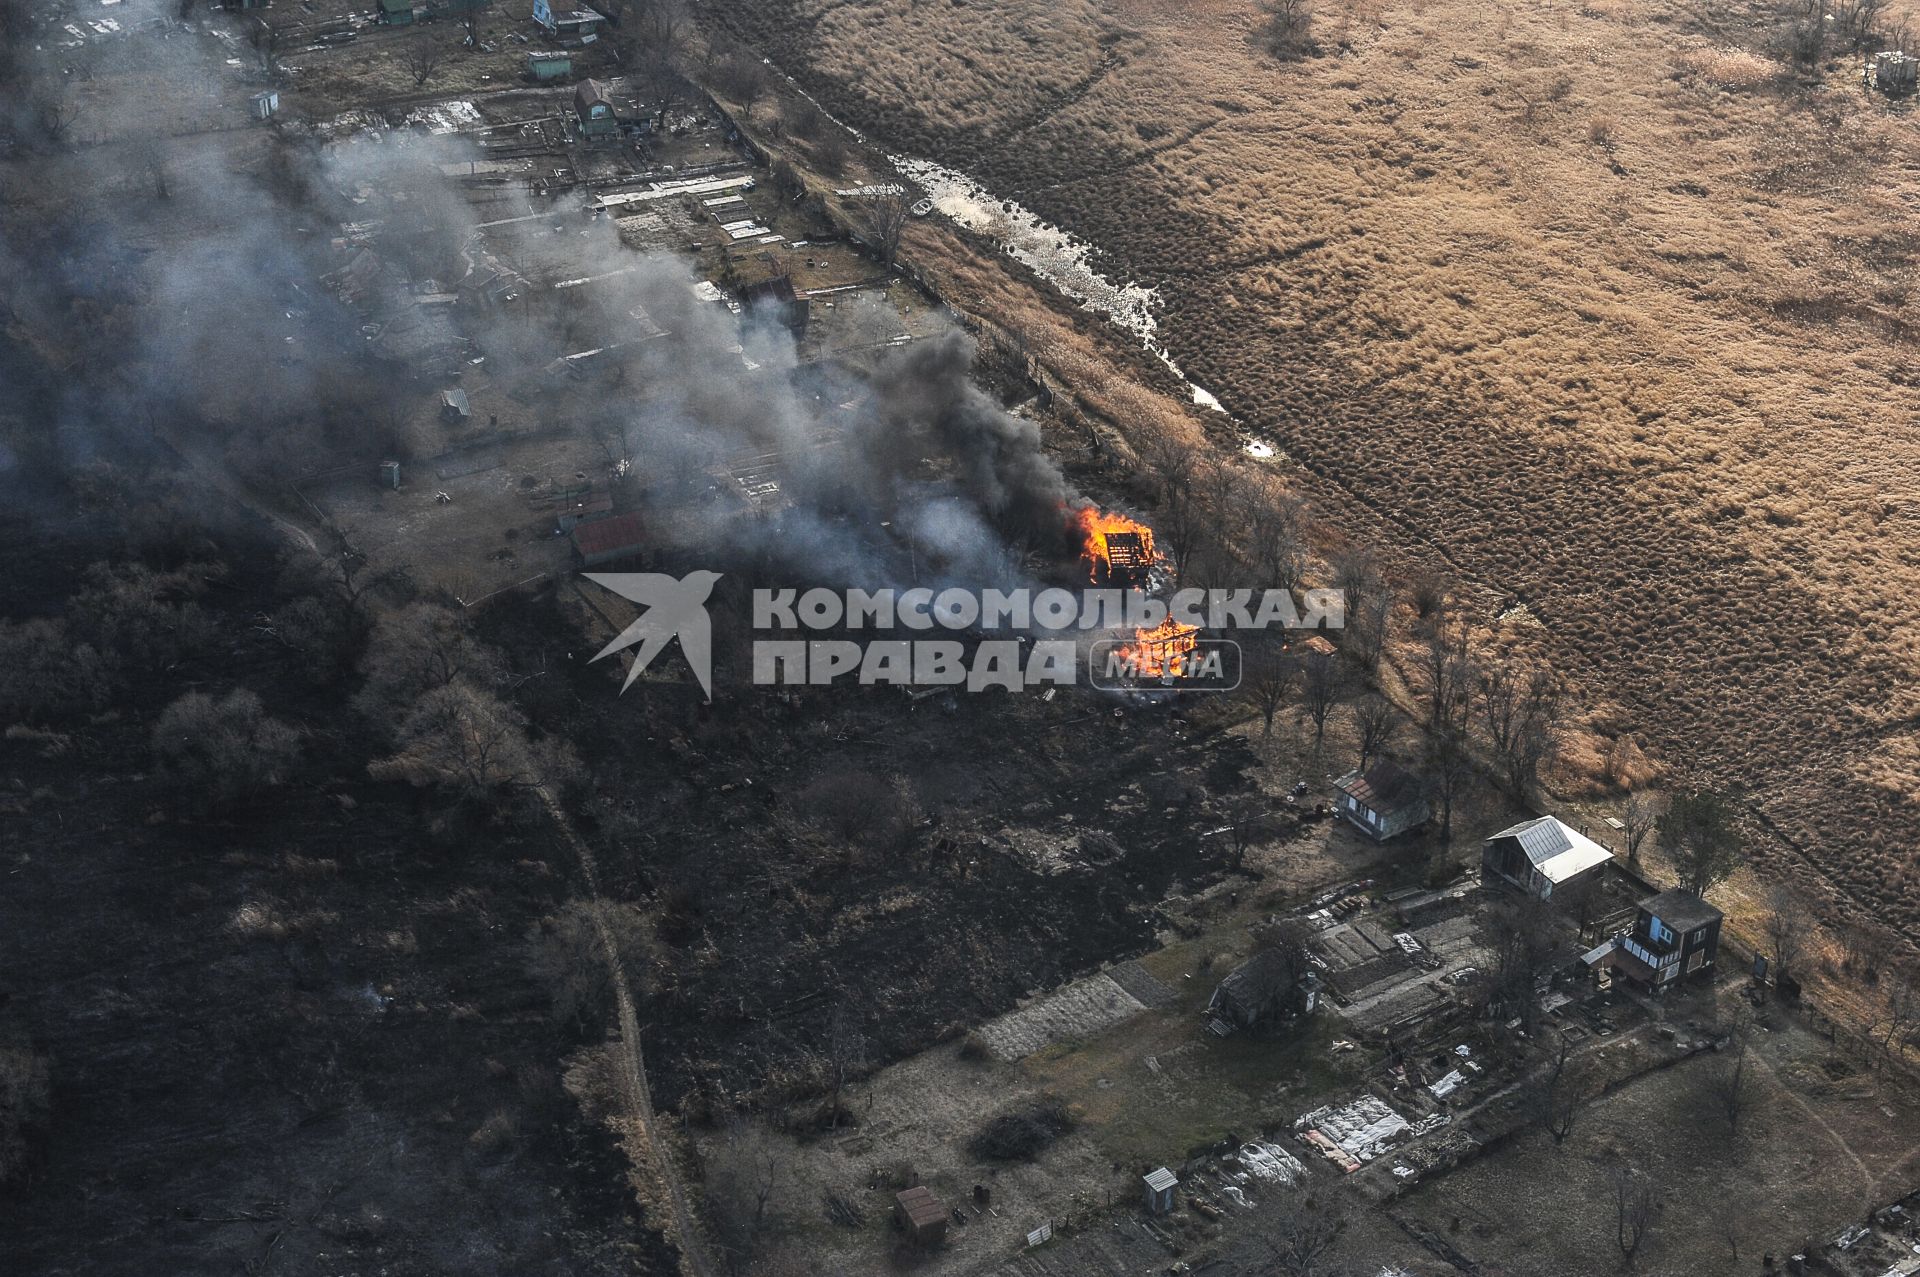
left=718, top=53, right=770, bottom=122
left=1257, top=0, right=1317, bottom=60
left=1706, top=1017, right=1753, bottom=1136
left=354, top=602, right=506, bottom=725
left=151, top=689, right=304, bottom=811
left=798, top=769, right=912, bottom=855
left=1762, top=886, right=1806, bottom=988
left=1240, top=635, right=1299, bottom=739
left=1422, top=622, right=1474, bottom=736
left=1621, top=789, right=1662, bottom=868
left=459, top=0, right=492, bottom=45
left=1561, top=873, right=1604, bottom=943
left=1240, top=477, right=1309, bottom=596
left=1251, top=1191, right=1346, bottom=1275
left=1486, top=892, right=1561, bottom=1030
left=1353, top=693, right=1401, bottom=771
left=1869, top=964, right=1920, bottom=1066
left=1298, top=648, right=1346, bottom=749
left=0, top=618, right=113, bottom=722
left=1424, top=727, right=1474, bottom=845
left=1345, top=587, right=1392, bottom=670
left=293, top=519, right=410, bottom=621
left=637, top=0, right=689, bottom=89
left=1529, top=1033, right=1586, bottom=1145
left=1481, top=661, right=1561, bottom=799
left=1613, top=1165, right=1657, bottom=1265
left=1659, top=790, right=1744, bottom=898
left=369, top=681, right=569, bottom=809
left=1213, top=794, right=1281, bottom=872
left=819, top=1002, right=867, bottom=1129
left=402, top=39, right=443, bottom=87
left=71, top=562, right=218, bottom=678
left=856, top=193, right=910, bottom=270
left=526, top=900, right=653, bottom=1036
left=707, top=1112, right=783, bottom=1269
left=35, top=93, right=75, bottom=150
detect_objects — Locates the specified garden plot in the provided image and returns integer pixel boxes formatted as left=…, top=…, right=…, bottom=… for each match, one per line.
left=1297, top=1094, right=1410, bottom=1171
left=1233, top=1139, right=1306, bottom=1186
left=975, top=970, right=1148, bottom=1061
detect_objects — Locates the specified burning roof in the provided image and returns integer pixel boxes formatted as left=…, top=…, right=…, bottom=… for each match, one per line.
left=1071, top=506, right=1160, bottom=585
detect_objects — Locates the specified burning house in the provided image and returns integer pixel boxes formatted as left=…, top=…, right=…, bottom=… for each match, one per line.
left=1073, top=506, right=1159, bottom=587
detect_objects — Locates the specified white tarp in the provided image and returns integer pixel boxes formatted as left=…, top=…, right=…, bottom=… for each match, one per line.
left=1299, top=1095, right=1410, bottom=1163
left=1237, top=1141, right=1306, bottom=1185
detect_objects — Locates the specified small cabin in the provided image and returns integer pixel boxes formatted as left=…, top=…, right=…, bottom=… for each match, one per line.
left=249, top=89, right=279, bottom=119
left=1142, top=1167, right=1178, bottom=1216
left=573, top=78, right=620, bottom=140
left=893, top=1186, right=946, bottom=1247
left=1332, top=760, right=1430, bottom=841
left=378, top=0, right=415, bottom=24
left=739, top=274, right=810, bottom=337
left=532, top=0, right=607, bottom=37
left=571, top=511, right=647, bottom=568
left=526, top=50, right=572, bottom=81
left=1207, top=947, right=1319, bottom=1033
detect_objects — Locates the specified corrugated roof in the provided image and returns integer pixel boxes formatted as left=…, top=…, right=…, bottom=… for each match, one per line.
left=1579, top=938, right=1617, bottom=966
left=1333, top=761, right=1425, bottom=814
left=1485, top=816, right=1612, bottom=884
left=895, top=1186, right=944, bottom=1227
left=1143, top=1167, right=1178, bottom=1192
left=571, top=511, right=645, bottom=559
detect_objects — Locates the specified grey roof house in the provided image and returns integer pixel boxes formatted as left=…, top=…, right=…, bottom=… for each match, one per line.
left=1332, top=760, right=1430, bottom=841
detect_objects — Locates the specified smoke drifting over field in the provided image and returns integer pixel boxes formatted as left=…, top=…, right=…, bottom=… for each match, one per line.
left=0, top=29, right=1082, bottom=597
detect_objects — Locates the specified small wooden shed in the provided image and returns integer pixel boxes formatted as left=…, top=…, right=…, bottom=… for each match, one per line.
left=1142, top=1166, right=1178, bottom=1215
left=893, top=1186, right=946, bottom=1247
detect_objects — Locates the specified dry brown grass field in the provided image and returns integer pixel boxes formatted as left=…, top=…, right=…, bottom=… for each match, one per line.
left=709, top=0, right=1920, bottom=940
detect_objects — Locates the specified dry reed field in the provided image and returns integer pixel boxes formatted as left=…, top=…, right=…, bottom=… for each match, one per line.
left=709, top=0, right=1920, bottom=937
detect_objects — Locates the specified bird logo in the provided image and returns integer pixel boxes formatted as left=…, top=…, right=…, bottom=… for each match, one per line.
left=581, top=571, right=722, bottom=698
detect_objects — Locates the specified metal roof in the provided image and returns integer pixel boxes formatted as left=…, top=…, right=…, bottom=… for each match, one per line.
left=1485, top=816, right=1612, bottom=884
left=1143, top=1167, right=1178, bottom=1192
left=1333, top=761, right=1425, bottom=815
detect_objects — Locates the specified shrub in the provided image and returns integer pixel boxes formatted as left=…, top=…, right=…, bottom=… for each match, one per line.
left=151, top=689, right=303, bottom=810
left=967, top=1094, right=1073, bottom=1162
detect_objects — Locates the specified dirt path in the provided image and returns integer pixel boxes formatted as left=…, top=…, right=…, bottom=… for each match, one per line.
left=1751, top=1050, right=1875, bottom=1213
left=536, top=783, right=717, bottom=1277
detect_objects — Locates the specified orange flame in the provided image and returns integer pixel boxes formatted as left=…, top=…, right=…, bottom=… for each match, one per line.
left=1070, top=506, right=1158, bottom=583
left=1118, top=617, right=1200, bottom=679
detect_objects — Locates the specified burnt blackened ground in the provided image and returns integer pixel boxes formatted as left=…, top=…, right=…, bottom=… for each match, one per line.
left=482, top=581, right=1268, bottom=1115
left=0, top=492, right=675, bottom=1276
left=0, top=453, right=1270, bottom=1274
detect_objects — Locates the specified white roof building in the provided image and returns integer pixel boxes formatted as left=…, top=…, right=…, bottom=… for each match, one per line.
left=1482, top=816, right=1613, bottom=898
